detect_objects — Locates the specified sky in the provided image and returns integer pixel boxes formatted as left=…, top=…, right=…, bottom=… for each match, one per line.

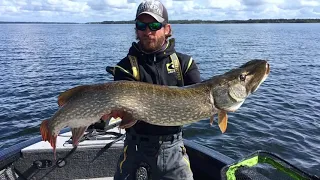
left=1, top=0, right=320, bottom=23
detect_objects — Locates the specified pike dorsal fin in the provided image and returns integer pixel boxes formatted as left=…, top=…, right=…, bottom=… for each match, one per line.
left=58, top=85, right=89, bottom=106
left=218, top=110, right=228, bottom=133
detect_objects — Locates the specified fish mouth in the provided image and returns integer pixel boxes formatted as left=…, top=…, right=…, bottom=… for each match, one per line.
left=266, top=63, right=270, bottom=74
left=223, top=101, right=245, bottom=112
left=251, top=62, right=270, bottom=93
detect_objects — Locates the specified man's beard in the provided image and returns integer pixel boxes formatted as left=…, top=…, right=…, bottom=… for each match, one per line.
left=139, top=35, right=165, bottom=53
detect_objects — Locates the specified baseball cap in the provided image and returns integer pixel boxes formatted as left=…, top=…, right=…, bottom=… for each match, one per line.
left=135, top=0, right=168, bottom=23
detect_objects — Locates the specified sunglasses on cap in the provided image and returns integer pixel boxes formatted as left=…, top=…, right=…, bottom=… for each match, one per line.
left=135, top=21, right=163, bottom=31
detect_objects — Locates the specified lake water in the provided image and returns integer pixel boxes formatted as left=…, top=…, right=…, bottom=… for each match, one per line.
left=0, top=23, right=319, bottom=176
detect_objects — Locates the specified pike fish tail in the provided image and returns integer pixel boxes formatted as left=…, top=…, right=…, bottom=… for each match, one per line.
left=40, top=120, right=57, bottom=159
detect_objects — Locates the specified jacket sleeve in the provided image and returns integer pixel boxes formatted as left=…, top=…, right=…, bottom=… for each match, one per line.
left=183, top=59, right=201, bottom=85
left=113, top=57, right=137, bottom=81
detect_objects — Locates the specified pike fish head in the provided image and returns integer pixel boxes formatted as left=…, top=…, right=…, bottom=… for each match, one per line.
left=211, top=59, right=270, bottom=112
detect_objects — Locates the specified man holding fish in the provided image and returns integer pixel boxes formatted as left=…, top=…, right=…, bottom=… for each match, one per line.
left=39, top=1, right=270, bottom=180
left=112, top=1, right=201, bottom=179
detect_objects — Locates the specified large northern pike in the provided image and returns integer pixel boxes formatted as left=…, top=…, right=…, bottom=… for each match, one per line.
left=40, top=59, right=270, bottom=157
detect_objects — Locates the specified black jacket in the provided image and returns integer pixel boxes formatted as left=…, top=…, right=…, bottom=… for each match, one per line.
left=114, top=38, right=201, bottom=135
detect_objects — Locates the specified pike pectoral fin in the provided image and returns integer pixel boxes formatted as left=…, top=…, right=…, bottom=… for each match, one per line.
left=218, top=111, right=228, bottom=133
left=71, top=126, right=88, bottom=147
left=120, top=119, right=137, bottom=129
left=108, top=109, right=137, bottom=129
left=101, top=114, right=110, bottom=121
left=116, top=111, right=137, bottom=129
left=40, top=119, right=58, bottom=159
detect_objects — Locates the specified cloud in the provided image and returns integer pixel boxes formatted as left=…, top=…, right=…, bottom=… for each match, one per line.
left=0, top=0, right=89, bottom=15
left=0, top=0, right=320, bottom=23
left=207, top=0, right=243, bottom=10
left=241, top=0, right=266, bottom=7
left=87, top=0, right=135, bottom=10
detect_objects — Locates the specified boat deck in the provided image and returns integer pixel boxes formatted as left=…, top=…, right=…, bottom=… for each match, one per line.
left=3, top=127, right=125, bottom=180
left=22, top=127, right=125, bottom=153
left=1, top=125, right=234, bottom=180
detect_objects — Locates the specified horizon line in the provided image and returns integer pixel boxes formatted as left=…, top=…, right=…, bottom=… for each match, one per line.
left=1, top=18, right=320, bottom=24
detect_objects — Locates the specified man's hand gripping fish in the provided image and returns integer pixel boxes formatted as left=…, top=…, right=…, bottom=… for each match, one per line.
left=40, top=59, right=270, bottom=157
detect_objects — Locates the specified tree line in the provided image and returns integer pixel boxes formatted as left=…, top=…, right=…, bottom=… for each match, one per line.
left=87, top=19, right=320, bottom=24
left=0, top=21, right=79, bottom=24
left=2, top=19, right=320, bottom=24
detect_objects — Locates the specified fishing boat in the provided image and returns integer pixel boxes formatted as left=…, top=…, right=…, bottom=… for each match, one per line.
left=0, top=119, right=318, bottom=180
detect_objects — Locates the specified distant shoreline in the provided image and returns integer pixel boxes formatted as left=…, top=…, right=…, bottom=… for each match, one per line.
left=0, top=22, right=79, bottom=24
left=1, top=19, right=320, bottom=24
left=90, top=19, right=320, bottom=24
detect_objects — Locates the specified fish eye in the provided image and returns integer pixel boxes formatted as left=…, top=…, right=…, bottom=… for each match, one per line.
left=239, top=74, right=246, bottom=81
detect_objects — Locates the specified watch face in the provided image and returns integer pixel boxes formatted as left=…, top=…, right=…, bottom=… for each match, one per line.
left=136, top=166, right=148, bottom=180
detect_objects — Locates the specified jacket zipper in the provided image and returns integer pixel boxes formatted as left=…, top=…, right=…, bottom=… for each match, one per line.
left=154, top=55, right=161, bottom=84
